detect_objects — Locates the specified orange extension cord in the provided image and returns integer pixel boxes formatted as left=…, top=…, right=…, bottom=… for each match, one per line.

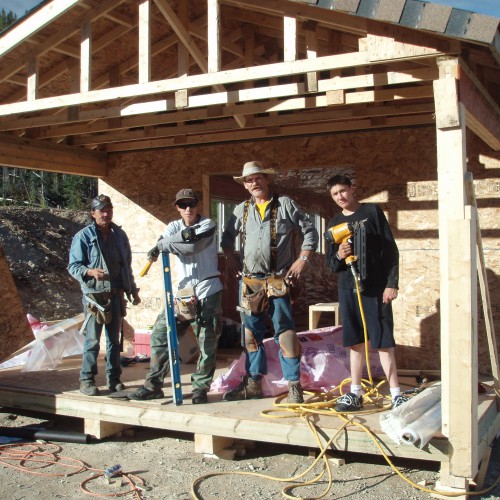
left=0, top=441, right=146, bottom=498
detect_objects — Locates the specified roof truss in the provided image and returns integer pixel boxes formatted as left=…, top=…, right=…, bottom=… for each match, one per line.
left=0, top=0, right=498, bottom=169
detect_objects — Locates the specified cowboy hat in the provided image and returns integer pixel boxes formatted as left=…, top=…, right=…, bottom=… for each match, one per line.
left=233, top=161, right=276, bottom=184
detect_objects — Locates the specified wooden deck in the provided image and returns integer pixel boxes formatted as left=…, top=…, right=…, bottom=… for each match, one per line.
left=0, top=351, right=497, bottom=466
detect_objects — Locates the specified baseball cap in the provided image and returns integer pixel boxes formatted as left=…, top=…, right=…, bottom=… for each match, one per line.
left=173, top=188, right=198, bottom=206
left=91, top=195, right=113, bottom=211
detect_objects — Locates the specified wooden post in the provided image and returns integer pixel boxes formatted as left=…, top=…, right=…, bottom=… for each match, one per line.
left=434, top=56, right=478, bottom=484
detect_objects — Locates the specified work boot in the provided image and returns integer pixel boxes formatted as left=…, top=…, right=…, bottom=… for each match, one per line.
left=127, top=385, right=164, bottom=401
left=192, top=388, right=208, bottom=404
left=80, top=380, right=99, bottom=396
left=223, top=375, right=262, bottom=401
left=108, top=380, right=126, bottom=392
left=287, top=380, right=304, bottom=404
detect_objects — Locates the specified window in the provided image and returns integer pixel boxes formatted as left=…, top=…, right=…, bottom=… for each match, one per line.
left=210, top=197, right=240, bottom=252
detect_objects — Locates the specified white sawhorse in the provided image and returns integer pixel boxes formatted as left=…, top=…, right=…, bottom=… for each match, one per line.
left=308, top=302, right=341, bottom=330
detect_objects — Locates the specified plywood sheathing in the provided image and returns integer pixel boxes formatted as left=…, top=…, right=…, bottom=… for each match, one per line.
left=0, top=244, right=33, bottom=361
left=102, top=126, right=499, bottom=374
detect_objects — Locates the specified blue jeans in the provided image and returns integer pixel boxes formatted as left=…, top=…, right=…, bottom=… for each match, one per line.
left=80, top=294, right=123, bottom=384
left=240, top=282, right=299, bottom=381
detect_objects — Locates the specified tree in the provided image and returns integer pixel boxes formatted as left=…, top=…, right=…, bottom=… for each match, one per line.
left=0, top=7, right=97, bottom=210
left=0, top=8, right=18, bottom=31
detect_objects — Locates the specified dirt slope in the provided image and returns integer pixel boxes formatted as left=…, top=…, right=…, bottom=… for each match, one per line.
left=0, top=206, right=87, bottom=321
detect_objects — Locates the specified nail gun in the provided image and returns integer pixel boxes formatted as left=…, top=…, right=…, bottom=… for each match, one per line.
left=325, top=220, right=366, bottom=287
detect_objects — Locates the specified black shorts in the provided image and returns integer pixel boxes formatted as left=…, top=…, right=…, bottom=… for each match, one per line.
left=339, top=287, right=396, bottom=349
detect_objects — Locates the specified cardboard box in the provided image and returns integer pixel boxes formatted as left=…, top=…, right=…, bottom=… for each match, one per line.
left=133, top=324, right=200, bottom=364
left=177, top=324, right=200, bottom=364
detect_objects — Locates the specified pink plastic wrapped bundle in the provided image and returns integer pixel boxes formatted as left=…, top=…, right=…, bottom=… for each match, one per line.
left=211, top=326, right=384, bottom=396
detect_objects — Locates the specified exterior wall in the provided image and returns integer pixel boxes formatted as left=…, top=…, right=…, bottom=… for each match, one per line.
left=102, top=126, right=499, bottom=374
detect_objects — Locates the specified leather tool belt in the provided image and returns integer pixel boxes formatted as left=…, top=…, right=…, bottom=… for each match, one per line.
left=240, top=275, right=289, bottom=315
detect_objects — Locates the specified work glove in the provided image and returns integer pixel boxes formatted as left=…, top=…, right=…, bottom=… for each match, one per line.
left=181, top=227, right=198, bottom=242
left=147, top=245, right=160, bottom=261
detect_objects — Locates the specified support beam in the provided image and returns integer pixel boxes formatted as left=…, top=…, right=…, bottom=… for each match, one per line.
left=0, top=66, right=437, bottom=133
left=178, top=2, right=189, bottom=77
left=153, top=0, right=246, bottom=128
left=304, top=21, right=318, bottom=92
left=459, top=62, right=500, bottom=151
left=104, top=113, right=434, bottom=152
left=138, top=0, right=151, bottom=84
left=0, top=135, right=107, bottom=177
left=284, top=15, right=297, bottom=62
left=0, top=51, right=371, bottom=117
left=207, top=0, right=221, bottom=73
left=27, top=57, right=38, bottom=101
left=465, top=173, right=500, bottom=407
left=434, top=55, right=478, bottom=482
left=80, top=21, right=92, bottom=93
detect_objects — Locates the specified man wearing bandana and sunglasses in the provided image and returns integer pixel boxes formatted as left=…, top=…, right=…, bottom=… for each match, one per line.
left=128, top=189, right=223, bottom=404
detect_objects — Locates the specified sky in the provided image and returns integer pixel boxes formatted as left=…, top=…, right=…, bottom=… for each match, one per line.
left=0, top=0, right=499, bottom=19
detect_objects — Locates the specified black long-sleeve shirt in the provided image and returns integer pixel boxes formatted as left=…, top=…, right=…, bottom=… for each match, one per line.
left=326, top=203, right=399, bottom=291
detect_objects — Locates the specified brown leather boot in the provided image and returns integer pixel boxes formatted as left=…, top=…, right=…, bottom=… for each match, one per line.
left=287, top=380, right=304, bottom=404
left=223, top=375, right=262, bottom=401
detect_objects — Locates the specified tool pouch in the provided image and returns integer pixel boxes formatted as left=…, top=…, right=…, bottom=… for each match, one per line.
left=87, top=292, right=112, bottom=325
left=267, top=277, right=289, bottom=298
left=174, top=286, right=197, bottom=321
left=241, top=277, right=269, bottom=314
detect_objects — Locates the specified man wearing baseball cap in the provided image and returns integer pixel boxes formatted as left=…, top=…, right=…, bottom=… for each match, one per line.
left=68, top=194, right=141, bottom=396
left=128, top=188, right=223, bottom=404
left=221, top=161, right=318, bottom=403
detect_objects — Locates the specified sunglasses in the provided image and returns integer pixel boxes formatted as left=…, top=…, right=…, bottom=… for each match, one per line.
left=177, top=201, right=198, bottom=209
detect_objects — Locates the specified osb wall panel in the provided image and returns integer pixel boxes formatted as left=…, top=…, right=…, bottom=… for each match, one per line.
left=0, top=244, right=33, bottom=361
left=103, top=127, right=499, bottom=374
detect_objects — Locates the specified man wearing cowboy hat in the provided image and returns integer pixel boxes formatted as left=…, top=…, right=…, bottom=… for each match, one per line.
left=221, top=161, right=318, bottom=403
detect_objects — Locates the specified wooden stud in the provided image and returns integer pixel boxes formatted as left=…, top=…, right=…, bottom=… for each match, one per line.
left=27, top=57, right=38, bottom=101
left=80, top=21, right=92, bottom=93
left=207, top=0, right=221, bottom=73
left=138, top=0, right=151, bottom=84
left=284, top=15, right=297, bottom=62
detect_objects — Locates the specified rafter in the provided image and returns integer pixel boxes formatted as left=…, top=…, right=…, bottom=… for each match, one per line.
left=0, top=0, right=127, bottom=85
left=104, top=113, right=433, bottom=153
left=0, top=0, right=81, bottom=57
left=69, top=100, right=435, bottom=147
left=0, top=66, right=437, bottom=133
left=153, top=0, right=246, bottom=128
left=0, top=51, right=375, bottom=117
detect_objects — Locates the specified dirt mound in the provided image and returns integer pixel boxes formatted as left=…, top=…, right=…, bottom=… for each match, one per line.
left=0, top=206, right=88, bottom=321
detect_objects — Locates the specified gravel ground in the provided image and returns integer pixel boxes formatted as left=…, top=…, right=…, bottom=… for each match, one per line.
left=0, top=409, right=498, bottom=500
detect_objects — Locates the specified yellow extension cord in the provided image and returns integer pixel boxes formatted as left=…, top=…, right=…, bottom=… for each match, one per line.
left=191, top=276, right=500, bottom=499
